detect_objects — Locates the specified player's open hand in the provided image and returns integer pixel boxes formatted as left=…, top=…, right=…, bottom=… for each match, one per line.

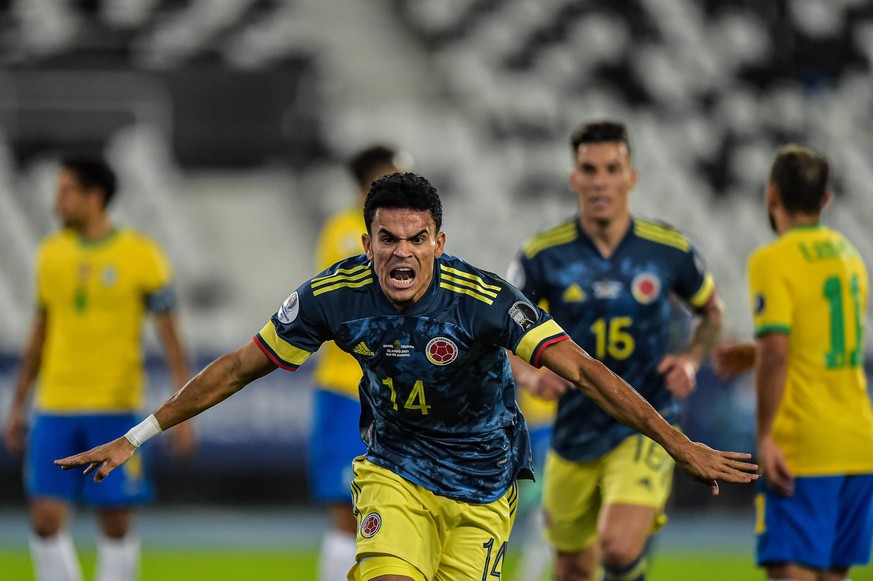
left=674, top=441, right=758, bottom=496
left=54, top=436, right=137, bottom=483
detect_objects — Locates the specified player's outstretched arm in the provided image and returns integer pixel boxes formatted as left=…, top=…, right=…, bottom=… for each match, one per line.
left=539, top=339, right=758, bottom=495
left=55, top=340, right=277, bottom=482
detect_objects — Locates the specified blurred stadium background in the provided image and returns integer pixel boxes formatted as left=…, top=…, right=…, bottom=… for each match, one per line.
left=1, top=0, right=872, bottom=579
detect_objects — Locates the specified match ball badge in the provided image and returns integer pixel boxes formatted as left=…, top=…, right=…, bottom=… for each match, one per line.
left=361, top=512, right=382, bottom=538
left=426, top=337, right=459, bottom=365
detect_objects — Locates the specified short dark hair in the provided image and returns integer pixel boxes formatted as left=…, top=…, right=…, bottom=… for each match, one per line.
left=61, top=155, right=117, bottom=207
left=348, top=145, right=401, bottom=189
left=363, top=172, right=442, bottom=234
left=769, top=144, right=830, bottom=214
left=570, top=120, right=632, bottom=158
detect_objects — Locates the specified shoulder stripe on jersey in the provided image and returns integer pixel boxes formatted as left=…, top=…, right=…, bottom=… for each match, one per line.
left=255, top=322, right=313, bottom=370
left=523, top=222, right=577, bottom=259
left=515, top=320, right=568, bottom=366
left=313, top=277, right=374, bottom=296
left=311, top=265, right=373, bottom=296
left=441, top=274, right=499, bottom=298
left=312, top=263, right=370, bottom=283
left=634, top=221, right=690, bottom=251
left=439, top=282, right=495, bottom=305
left=689, top=273, right=715, bottom=308
left=754, top=324, right=790, bottom=337
left=440, top=265, right=502, bottom=292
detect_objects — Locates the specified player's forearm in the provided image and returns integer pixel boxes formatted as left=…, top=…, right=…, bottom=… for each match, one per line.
left=683, top=296, right=724, bottom=367
left=154, top=313, right=191, bottom=390
left=754, top=343, right=787, bottom=441
left=152, top=342, right=274, bottom=431
left=11, top=314, right=46, bottom=410
left=577, top=354, right=689, bottom=451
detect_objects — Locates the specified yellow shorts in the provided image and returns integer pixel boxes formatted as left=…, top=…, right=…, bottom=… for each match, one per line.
left=347, top=457, right=518, bottom=581
left=542, top=431, right=675, bottom=553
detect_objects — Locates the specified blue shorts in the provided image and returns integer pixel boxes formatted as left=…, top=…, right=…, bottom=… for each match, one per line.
left=756, top=474, right=873, bottom=569
left=26, top=413, right=154, bottom=506
left=307, top=388, right=365, bottom=504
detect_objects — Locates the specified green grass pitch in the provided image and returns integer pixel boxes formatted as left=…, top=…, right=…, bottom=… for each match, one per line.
left=1, top=549, right=871, bottom=580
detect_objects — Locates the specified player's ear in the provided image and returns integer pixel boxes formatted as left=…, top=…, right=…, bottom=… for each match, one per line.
left=629, top=166, right=639, bottom=189
left=362, top=233, right=373, bottom=260
left=822, top=190, right=834, bottom=212
left=434, top=231, right=446, bottom=259
left=568, top=169, right=581, bottom=193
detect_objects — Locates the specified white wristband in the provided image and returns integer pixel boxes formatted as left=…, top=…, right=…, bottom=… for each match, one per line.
left=124, top=414, right=163, bottom=448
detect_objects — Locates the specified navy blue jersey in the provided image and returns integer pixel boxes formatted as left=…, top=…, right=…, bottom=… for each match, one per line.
left=508, top=217, right=714, bottom=462
left=255, top=253, right=568, bottom=503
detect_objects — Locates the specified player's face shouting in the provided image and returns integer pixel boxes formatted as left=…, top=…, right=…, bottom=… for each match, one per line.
left=363, top=207, right=446, bottom=312
left=569, top=141, right=637, bottom=227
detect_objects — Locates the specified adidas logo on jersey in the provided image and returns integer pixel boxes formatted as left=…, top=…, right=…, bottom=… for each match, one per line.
left=353, top=342, right=375, bottom=357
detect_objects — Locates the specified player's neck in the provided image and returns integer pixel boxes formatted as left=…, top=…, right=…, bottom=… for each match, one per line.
left=78, top=215, right=114, bottom=241
left=779, top=212, right=820, bottom=235
left=580, top=213, right=631, bottom=258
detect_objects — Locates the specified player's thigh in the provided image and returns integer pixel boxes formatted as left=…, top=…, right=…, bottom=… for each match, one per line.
left=350, top=458, right=442, bottom=580
left=25, top=414, right=84, bottom=501
left=309, top=389, right=366, bottom=503
left=81, top=414, right=154, bottom=506
left=600, top=432, right=675, bottom=533
left=542, top=449, right=602, bottom=552
left=435, top=483, right=517, bottom=581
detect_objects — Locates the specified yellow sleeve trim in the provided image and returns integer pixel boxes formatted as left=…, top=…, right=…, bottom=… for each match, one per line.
left=257, top=322, right=313, bottom=368
left=689, top=273, right=715, bottom=308
left=515, top=320, right=566, bottom=364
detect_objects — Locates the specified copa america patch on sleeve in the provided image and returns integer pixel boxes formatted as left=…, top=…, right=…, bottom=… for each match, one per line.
left=509, top=301, right=537, bottom=330
left=278, top=292, right=300, bottom=324
left=754, top=292, right=766, bottom=315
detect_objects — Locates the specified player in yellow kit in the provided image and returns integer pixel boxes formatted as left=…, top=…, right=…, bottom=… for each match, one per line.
left=309, top=144, right=411, bottom=581
left=4, top=156, right=193, bottom=581
left=715, top=144, right=873, bottom=580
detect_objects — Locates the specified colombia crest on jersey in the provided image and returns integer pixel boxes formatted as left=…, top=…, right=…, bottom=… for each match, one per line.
left=255, top=253, right=569, bottom=503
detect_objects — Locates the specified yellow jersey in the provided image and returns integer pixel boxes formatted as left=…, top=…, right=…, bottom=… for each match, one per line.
left=748, top=224, right=873, bottom=475
left=312, top=207, right=365, bottom=397
left=35, top=228, right=173, bottom=412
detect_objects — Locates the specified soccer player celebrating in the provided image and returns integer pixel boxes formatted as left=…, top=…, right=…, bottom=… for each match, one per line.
left=507, top=120, right=724, bottom=581
left=56, top=172, right=757, bottom=581
left=715, top=145, right=873, bottom=581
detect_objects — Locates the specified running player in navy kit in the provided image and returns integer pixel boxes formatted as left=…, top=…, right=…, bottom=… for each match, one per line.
left=508, top=120, right=724, bottom=581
